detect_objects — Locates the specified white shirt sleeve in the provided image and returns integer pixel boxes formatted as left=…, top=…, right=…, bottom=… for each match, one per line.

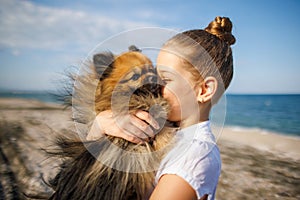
left=155, top=122, right=221, bottom=200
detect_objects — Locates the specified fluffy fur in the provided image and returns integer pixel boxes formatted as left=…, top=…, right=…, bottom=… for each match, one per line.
left=48, top=47, right=177, bottom=200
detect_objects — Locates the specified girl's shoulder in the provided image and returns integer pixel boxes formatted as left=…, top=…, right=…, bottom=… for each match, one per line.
left=156, top=141, right=221, bottom=199
left=155, top=121, right=221, bottom=198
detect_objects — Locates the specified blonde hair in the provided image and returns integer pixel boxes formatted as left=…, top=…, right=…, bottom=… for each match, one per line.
left=205, top=16, right=236, bottom=46
left=162, top=16, right=236, bottom=95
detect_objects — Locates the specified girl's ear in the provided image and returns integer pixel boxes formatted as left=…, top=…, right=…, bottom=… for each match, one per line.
left=197, top=76, right=218, bottom=103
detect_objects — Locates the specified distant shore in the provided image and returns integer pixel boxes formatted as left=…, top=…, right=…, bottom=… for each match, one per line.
left=0, top=97, right=299, bottom=199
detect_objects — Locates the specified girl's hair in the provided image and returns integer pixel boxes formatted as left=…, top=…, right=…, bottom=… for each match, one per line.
left=162, top=16, right=236, bottom=95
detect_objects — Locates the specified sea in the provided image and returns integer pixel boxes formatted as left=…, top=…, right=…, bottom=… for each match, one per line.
left=224, top=94, right=300, bottom=136
left=0, top=91, right=299, bottom=137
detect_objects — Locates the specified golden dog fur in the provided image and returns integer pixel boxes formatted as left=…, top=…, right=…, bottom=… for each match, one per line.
left=48, top=47, right=176, bottom=200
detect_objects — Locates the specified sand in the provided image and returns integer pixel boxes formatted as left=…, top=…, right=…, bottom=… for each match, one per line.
left=220, top=127, right=300, bottom=160
left=217, top=131, right=300, bottom=199
left=0, top=98, right=299, bottom=199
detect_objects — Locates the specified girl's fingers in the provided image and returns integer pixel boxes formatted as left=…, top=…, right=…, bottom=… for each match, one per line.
left=114, top=114, right=152, bottom=139
left=135, top=110, right=160, bottom=130
left=102, top=120, right=146, bottom=143
left=87, top=110, right=159, bottom=144
left=121, top=132, right=145, bottom=144
left=112, top=115, right=149, bottom=141
left=122, top=121, right=152, bottom=140
left=129, top=114, right=157, bottom=138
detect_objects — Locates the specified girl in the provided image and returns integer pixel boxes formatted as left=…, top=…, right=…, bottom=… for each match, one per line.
left=87, top=16, right=235, bottom=200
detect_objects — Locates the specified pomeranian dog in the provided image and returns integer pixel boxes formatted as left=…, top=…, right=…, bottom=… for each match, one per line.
left=48, top=46, right=177, bottom=200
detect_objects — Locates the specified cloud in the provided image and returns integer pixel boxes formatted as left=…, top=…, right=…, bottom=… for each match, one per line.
left=0, top=0, right=156, bottom=51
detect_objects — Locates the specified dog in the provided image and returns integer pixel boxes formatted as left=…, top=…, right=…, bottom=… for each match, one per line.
left=47, top=46, right=177, bottom=200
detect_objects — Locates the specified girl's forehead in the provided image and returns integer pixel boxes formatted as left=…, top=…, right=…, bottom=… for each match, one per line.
left=156, top=59, right=185, bottom=75
left=157, top=65, right=170, bottom=71
left=157, top=50, right=180, bottom=62
left=157, top=50, right=187, bottom=67
left=156, top=65, right=177, bottom=74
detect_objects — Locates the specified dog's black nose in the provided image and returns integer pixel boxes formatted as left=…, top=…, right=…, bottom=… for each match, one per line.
left=146, top=75, right=157, bottom=84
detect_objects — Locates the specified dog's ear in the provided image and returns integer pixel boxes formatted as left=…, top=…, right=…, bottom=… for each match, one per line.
left=128, top=45, right=141, bottom=52
left=93, top=52, right=115, bottom=80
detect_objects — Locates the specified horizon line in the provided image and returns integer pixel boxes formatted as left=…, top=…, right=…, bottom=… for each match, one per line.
left=0, top=88, right=299, bottom=95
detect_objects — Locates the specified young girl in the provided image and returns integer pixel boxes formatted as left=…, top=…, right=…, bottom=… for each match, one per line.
left=87, top=16, right=235, bottom=200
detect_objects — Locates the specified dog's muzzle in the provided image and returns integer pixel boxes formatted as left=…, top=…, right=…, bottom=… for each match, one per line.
left=134, top=73, right=162, bottom=97
left=145, top=74, right=157, bottom=84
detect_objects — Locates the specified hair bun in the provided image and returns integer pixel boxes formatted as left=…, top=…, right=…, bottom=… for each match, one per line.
left=205, top=16, right=236, bottom=45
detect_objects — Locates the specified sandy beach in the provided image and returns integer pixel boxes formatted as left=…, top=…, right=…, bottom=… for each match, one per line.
left=0, top=98, right=299, bottom=199
left=220, top=126, right=300, bottom=159
left=217, top=130, right=300, bottom=199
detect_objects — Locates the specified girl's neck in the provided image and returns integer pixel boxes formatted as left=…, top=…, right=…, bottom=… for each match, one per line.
left=177, top=105, right=211, bottom=129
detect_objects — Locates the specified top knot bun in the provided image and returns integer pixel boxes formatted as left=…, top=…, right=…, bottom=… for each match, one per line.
left=205, top=16, right=236, bottom=45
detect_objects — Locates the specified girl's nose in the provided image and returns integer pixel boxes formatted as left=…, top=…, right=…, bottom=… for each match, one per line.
left=161, top=86, right=166, bottom=97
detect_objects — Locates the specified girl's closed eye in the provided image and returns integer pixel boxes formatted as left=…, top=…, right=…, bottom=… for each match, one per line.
left=159, top=74, right=173, bottom=84
left=162, top=78, right=171, bottom=84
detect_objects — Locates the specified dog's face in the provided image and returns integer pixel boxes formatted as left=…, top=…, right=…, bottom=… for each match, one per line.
left=93, top=50, right=162, bottom=113
left=94, top=51, right=160, bottom=97
left=113, top=52, right=158, bottom=95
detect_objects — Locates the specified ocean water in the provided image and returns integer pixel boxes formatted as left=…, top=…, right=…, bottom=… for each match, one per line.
left=225, top=94, right=300, bottom=136
left=0, top=91, right=299, bottom=136
left=0, top=91, right=59, bottom=103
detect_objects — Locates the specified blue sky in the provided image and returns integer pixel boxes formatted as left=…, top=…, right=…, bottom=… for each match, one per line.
left=0, top=0, right=299, bottom=94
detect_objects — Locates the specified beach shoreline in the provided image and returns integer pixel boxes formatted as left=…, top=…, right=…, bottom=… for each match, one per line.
left=1, top=97, right=299, bottom=150
left=219, top=126, right=300, bottom=160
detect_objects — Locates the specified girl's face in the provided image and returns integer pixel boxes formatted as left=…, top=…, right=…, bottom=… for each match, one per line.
left=156, top=51, right=200, bottom=126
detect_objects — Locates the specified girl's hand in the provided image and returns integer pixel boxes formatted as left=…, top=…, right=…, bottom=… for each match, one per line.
left=86, top=110, right=160, bottom=144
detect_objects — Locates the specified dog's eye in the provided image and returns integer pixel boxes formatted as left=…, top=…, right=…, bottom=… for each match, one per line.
left=131, top=74, right=140, bottom=81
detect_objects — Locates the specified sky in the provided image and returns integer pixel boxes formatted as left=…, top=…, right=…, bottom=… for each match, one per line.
left=0, top=0, right=299, bottom=94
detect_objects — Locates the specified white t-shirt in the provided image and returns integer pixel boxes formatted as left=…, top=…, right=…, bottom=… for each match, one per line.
left=155, top=121, right=221, bottom=200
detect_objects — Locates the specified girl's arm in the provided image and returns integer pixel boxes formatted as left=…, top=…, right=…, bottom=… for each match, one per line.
left=150, top=174, right=197, bottom=200
left=86, top=110, right=159, bottom=143
left=150, top=175, right=208, bottom=200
